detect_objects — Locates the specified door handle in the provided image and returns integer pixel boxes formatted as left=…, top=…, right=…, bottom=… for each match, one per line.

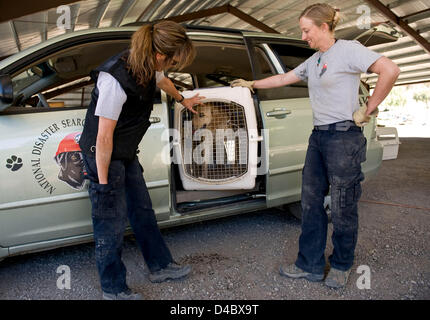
left=150, top=116, right=161, bottom=124
left=266, top=108, right=292, bottom=118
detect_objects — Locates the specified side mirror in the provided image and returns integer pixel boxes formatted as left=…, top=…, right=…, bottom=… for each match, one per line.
left=0, top=74, right=13, bottom=104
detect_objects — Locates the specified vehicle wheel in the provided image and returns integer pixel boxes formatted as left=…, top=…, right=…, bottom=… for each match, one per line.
left=285, top=196, right=332, bottom=222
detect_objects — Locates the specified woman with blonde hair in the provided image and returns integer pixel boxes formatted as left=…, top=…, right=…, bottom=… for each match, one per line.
left=80, top=20, right=203, bottom=299
left=232, top=3, right=400, bottom=288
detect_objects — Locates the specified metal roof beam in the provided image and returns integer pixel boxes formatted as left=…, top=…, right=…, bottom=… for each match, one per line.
left=394, top=78, right=430, bottom=87
left=167, top=0, right=194, bottom=18
left=164, top=4, right=279, bottom=33
left=363, top=0, right=430, bottom=54
left=387, top=49, right=427, bottom=61
left=191, top=0, right=230, bottom=25
left=9, top=21, right=21, bottom=52
left=188, top=0, right=218, bottom=25
left=67, top=3, right=81, bottom=33
left=92, top=0, right=111, bottom=28
left=402, top=8, right=430, bottom=24
left=41, top=12, right=48, bottom=42
left=279, top=0, right=361, bottom=33
left=218, top=0, right=257, bottom=28
left=365, top=68, right=430, bottom=81
left=368, top=74, right=430, bottom=86
left=112, top=0, right=137, bottom=27
left=0, top=0, right=78, bottom=23
left=417, top=25, right=430, bottom=34
left=374, top=36, right=430, bottom=53
left=153, top=0, right=181, bottom=21
left=251, top=0, right=306, bottom=31
left=396, top=59, right=430, bottom=69
left=183, top=0, right=211, bottom=15
left=137, top=0, right=166, bottom=22
left=386, top=0, right=419, bottom=9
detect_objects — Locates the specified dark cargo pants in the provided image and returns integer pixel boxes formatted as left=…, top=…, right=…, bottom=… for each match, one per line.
left=83, top=154, right=173, bottom=294
left=295, top=125, right=367, bottom=274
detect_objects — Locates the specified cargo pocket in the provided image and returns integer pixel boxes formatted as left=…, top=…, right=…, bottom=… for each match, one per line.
left=341, top=133, right=367, bottom=166
left=89, top=183, right=118, bottom=219
left=359, top=137, right=367, bottom=163
left=339, top=182, right=362, bottom=208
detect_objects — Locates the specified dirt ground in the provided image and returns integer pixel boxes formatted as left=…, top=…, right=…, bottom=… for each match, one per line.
left=0, top=138, right=429, bottom=300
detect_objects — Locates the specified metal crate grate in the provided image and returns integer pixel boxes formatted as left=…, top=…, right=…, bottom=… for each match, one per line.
left=180, top=100, right=249, bottom=182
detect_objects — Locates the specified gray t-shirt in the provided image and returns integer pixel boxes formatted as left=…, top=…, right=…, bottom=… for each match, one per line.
left=294, top=39, right=382, bottom=125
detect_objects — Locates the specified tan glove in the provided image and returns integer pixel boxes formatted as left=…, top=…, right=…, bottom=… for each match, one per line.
left=353, top=105, right=379, bottom=127
left=230, top=79, right=255, bottom=93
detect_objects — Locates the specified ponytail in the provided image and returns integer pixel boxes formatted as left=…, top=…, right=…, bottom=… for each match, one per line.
left=127, top=23, right=157, bottom=87
left=127, top=21, right=195, bottom=87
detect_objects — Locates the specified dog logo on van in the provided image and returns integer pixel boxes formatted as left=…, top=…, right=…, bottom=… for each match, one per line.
left=54, top=132, right=86, bottom=190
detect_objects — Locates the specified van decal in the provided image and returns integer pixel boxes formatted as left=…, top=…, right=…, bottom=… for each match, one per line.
left=6, top=155, right=23, bottom=171
left=31, top=158, right=56, bottom=194
left=30, top=119, right=86, bottom=194
left=54, top=132, right=86, bottom=190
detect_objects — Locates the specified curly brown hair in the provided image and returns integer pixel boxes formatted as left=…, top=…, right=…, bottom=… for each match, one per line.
left=127, top=20, right=195, bottom=86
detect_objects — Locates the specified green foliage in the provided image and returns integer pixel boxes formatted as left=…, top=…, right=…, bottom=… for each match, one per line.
left=384, top=86, right=407, bottom=108
left=413, top=91, right=430, bottom=108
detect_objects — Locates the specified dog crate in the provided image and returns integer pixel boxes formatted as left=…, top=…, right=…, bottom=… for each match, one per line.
left=376, top=126, right=400, bottom=160
left=174, top=86, right=261, bottom=190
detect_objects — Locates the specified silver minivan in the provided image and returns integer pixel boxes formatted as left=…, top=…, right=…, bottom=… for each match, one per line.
left=0, top=24, right=399, bottom=261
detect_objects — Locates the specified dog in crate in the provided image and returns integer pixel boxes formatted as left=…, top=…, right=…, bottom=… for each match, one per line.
left=192, top=102, right=233, bottom=178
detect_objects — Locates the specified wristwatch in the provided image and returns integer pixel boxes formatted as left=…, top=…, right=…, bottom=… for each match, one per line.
left=176, top=94, right=185, bottom=103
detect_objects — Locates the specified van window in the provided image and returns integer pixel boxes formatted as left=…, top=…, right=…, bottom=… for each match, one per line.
left=253, top=43, right=313, bottom=100
left=181, top=42, right=253, bottom=89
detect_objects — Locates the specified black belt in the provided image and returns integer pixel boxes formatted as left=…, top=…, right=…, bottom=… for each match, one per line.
left=314, top=120, right=361, bottom=132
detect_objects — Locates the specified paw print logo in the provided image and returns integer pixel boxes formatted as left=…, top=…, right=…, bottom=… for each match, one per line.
left=6, top=155, right=23, bottom=172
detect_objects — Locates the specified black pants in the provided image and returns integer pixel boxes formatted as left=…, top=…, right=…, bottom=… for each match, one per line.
left=295, top=126, right=367, bottom=274
left=83, top=154, right=173, bottom=294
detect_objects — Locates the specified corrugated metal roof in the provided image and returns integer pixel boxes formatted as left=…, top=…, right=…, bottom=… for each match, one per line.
left=1, top=0, right=429, bottom=86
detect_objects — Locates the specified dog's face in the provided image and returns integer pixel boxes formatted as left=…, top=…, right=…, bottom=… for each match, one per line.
left=192, top=103, right=234, bottom=136
left=55, top=151, right=86, bottom=190
left=192, top=104, right=213, bottom=131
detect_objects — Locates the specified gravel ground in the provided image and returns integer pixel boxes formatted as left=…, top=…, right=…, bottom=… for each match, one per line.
left=0, top=138, right=429, bottom=300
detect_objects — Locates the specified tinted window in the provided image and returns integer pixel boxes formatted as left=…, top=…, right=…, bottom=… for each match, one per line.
left=181, top=42, right=253, bottom=89
left=253, top=43, right=313, bottom=100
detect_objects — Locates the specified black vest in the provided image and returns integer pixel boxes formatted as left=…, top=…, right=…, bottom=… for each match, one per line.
left=79, top=50, right=156, bottom=161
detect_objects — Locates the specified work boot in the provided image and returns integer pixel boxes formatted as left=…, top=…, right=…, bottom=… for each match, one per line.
left=102, top=288, right=143, bottom=300
left=279, top=264, right=324, bottom=282
left=149, top=262, right=191, bottom=283
left=324, top=267, right=351, bottom=288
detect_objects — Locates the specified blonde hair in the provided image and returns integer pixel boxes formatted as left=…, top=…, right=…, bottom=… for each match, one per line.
left=127, top=20, right=195, bottom=86
left=299, top=3, right=341, bottom=32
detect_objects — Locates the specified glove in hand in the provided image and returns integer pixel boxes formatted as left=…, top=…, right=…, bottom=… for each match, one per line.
left=230, top=79, right=255, bottom=93
left=353, top=105, right=379, bottom=127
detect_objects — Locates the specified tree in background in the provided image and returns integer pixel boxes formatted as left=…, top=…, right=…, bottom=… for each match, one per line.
left=413, top=90, right=430, bottom=125
left=385, top=86, right=407, bottom=109
left=382, top=86, right=408, bottom=123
